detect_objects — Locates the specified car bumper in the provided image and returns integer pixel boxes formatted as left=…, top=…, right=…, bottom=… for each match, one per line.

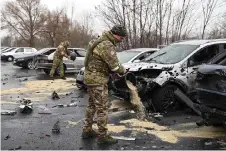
left=13, top=60, right=27, bottom=67
left=1, top=55, right=8, bottom=60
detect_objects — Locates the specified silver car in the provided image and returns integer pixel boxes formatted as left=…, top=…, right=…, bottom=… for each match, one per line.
left=36, top=48, right=86, bottom=75
left=76, top=48, right=159, bottom=89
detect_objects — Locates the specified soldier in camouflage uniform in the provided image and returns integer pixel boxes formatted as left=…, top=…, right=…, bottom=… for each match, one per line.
left=82, top=25, right=127, bottom=144
left=49, top=41, right=70, bottom=80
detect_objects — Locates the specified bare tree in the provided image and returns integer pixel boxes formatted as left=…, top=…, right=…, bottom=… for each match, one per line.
left=201, top=0, right=218, bottom=39
left=1, top=0, right=46, bottom=47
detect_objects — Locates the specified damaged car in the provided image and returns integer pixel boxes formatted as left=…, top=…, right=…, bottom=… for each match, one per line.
left=194, top=63, right=226, bottom=126
left=76, top=48, right=159, bottom=89
left=113, top=39, right=226, bottom=113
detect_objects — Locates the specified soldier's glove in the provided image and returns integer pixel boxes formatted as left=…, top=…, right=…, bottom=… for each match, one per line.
left=69, top=52, right=77, bottom=61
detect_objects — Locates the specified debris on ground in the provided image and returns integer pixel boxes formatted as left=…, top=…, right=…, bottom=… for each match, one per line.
left=38, top=106, right=52, bottom=114
left=9, top=146, right=22, bottom=150
left=129, top=110, right=135, bottom=113
left=19, top=78, right=28, bottom=82
left=52, top=91, right=60, bottom=100
left=144, top=127, right=155, bottom=131
left=111, top=136, right=136, bottom=141
left=66, top=102, right=77, bottom=107
left=66, top=92, right=73, bottom=96
left=45, top=134, right=51, bottom=137
left=4, top=135, right=10, bottom=140
left=52, top=120, right=60, bottom=133
left=66, top=119, right=84, bottom=128
left=19, top=99, right=33, bottom=113
left=1, top=110, right=17, bottom=116
left=52, top=102, right=77, bottom=108
left=205, top=142, right=213, bottom=146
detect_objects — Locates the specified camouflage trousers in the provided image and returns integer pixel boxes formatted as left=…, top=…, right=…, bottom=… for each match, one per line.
left=83, top=84, right=109, bottom=137
left=49, top=56, right=64, bottom=78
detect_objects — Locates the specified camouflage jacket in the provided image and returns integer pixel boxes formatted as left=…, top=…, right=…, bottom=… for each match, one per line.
left=54, top=43, right=69, bottom=60
left=84, top=31, right=125, bottom=86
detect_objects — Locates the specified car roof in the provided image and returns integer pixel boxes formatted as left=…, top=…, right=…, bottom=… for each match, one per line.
left=42, top=48, right=85, bottom=50
left=69, top=48, right=85, bottom=51
left=173, top=39, right=226, bottom=45
left=124, top=48, right=159, bottom=52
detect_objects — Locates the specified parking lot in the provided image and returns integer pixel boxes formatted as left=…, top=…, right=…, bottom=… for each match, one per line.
left=1, top=61, right=226, bottom=150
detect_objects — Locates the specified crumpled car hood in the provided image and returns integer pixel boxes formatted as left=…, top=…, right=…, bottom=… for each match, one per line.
left=123, top=62, right=174, bottom=71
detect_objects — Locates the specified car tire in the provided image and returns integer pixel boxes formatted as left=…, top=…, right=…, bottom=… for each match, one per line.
left=8, top=56, right=14, bottom=62
left=151, top=84, right=183, bottom=113
left=43, top=69, right=50, bottom=75
left=27, top=60, right=35, bottom=69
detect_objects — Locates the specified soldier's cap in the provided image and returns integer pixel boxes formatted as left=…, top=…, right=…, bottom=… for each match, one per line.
left=110, top=25, right=127, bottom=37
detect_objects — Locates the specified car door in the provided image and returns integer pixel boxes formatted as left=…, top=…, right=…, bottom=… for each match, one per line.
left=62, top=48, right=74, bottom=70
left=74, top=49, right=86, bottom=71
left=185, top=44, right=222, bottom=86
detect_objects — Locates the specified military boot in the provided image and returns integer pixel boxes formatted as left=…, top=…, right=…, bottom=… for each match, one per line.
left=82, top=130, right=98, bottom=139
left=49, top=77, right=54, bottom=80
left=61, top=77, right=66, bottom=80
left=97, top=135, right=118, bottom=144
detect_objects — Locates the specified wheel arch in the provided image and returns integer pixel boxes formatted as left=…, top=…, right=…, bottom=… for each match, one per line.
left=161, top=78, right=189, bottom=93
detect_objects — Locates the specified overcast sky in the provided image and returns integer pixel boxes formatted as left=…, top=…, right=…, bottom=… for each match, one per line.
left=1, top=0, right=226, bottom=38
left=41, top=0, right=105, bottom=33
left=0, top=0, right=106, bottom=38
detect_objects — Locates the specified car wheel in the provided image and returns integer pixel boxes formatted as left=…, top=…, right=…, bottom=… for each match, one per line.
left=151, top=84, right=182, bottom=113
left=27, top=60, right=35, bottom=69
left=8, top=56, right=14, bottom=62
left=43, top=69, right=50, bottom=75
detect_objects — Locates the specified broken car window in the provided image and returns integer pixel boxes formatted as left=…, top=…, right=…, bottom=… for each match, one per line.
left=188, top=44, right=220, bottom=67
left=76, top=50, right=86, bottom=57
left=144, top=44, right=199, bottom=64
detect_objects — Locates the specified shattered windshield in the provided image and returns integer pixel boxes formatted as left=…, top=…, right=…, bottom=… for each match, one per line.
left=117, top=51, right=140, bottom=63
left=144, top=44, right=199, bottom=64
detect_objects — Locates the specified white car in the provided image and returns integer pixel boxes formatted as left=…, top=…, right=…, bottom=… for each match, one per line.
left=76, top=48, right=159, bottom=89
left=119, top=39, right=226, bottom=112
left=1, top=47, right=37, bottom=61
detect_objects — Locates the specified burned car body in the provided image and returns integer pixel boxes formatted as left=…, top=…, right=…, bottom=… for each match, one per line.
left=194, top=64, right=226, bottom=125
left=112, top=39, right=226, bottom=113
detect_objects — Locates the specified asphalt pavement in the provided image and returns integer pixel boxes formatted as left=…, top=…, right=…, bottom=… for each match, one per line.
left=1, top=61, right=226, bottom=150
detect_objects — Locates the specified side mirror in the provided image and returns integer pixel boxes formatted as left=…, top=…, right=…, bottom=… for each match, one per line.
left=133, top=60, right=140, bottom=63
